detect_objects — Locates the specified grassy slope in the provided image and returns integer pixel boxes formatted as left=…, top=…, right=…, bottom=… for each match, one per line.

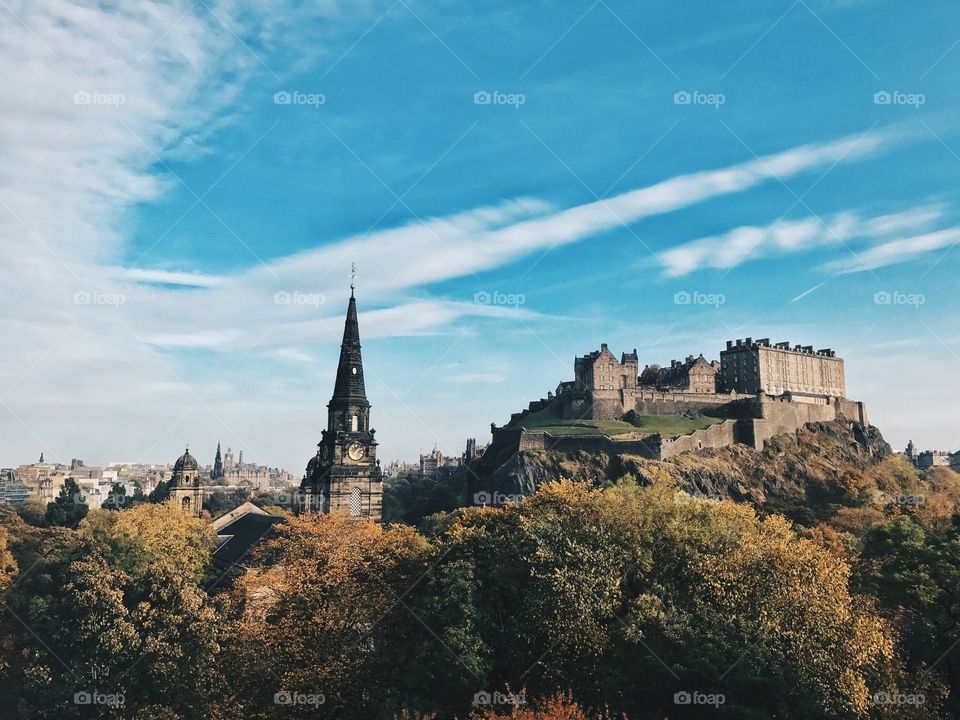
left=514, top=406, right=723, bottom=438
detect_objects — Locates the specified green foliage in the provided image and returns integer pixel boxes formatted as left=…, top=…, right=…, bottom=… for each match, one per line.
left=103, top=482, right=129, bottom=510
left=855, top=516, right=960, bottom=713
left=44, top=477, right=88, bottom=527
left=2, top=470, right=951, bottom=719
left=383, top=472, right=466, bottom=525
left=515, top=405, right=721, bottom=438
left=1, top=504, right=222, bottom=719
left=148, top=479, right=170, bottom=503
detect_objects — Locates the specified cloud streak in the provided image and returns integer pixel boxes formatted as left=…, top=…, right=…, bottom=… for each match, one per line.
left=658, top=204, right=946, bottom=276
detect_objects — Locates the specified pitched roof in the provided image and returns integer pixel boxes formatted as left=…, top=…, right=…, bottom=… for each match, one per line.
left=212, top=505, right=285, bottom=567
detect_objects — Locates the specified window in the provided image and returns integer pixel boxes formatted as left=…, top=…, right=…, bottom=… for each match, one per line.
left=350, top=487, right=362, bottom=517
left=351, top=414, right=358, bottom=432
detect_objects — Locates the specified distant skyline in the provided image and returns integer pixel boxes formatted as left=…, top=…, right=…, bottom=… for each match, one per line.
left=2, top=0, right=959, bottom=473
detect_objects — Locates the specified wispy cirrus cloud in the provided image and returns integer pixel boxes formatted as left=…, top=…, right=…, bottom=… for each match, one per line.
left=658, top=203, right=946, bottom=276
left=823, top=226, right=960, bottom=273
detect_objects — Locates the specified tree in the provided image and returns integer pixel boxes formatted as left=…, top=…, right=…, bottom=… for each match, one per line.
left=223, top=514, right=433, bottom=719
left=44, top=477, right=88, bottom=526
left=638, top=364, right=660, bottom=386
left=0, top=522, right=18, bottom=594
left=148, top=478, right=170, bottom=503
left=103, top=482, right=128, bottom=510
left=424, top=479, right=927, bottom=719
left=106, top=502, right=215, bottom=583
left=856, top=516, right=960, bottom=714
left=131, top=481, right=147, bottom=504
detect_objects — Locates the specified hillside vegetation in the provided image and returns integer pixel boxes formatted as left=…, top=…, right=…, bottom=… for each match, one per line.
left=514, top=405, right=722, bottom=438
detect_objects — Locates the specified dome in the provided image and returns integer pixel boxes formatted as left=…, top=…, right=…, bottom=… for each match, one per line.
left=173, top=448, right=199, bottom=472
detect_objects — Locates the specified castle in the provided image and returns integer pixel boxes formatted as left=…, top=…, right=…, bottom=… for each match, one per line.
left=493, top=337, right=869, bottom=460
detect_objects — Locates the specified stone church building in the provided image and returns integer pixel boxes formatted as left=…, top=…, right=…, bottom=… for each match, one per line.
left=299, top=285, right=383, bottom=520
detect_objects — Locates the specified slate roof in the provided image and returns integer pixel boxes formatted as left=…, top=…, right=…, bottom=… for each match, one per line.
left=212, top=509, right=285, bottom=567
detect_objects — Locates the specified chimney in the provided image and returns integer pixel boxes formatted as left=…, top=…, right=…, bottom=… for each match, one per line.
left=726, top=340, right=732, bottom=349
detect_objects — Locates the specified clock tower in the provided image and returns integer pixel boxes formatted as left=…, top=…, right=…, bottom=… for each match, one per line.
left=301, top=278, right=382, bottom=519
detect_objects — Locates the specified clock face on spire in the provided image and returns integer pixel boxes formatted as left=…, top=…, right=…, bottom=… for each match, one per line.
left=348, top=443, right=364, bottom=461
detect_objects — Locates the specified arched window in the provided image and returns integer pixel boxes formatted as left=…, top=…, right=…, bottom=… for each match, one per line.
left=351, top=414, right=358, bottom=432
left=181, top=495, right=191, bottom=514
left=350, top=487, right=362, bottom=517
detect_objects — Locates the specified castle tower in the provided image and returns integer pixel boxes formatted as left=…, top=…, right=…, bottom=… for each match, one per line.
left=170, top=447, right=203, bottom=517
left=300, top=279, right=382, bottom=520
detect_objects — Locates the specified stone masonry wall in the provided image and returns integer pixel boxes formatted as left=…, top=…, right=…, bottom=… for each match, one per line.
left=659, top=420, right=738, bottom=458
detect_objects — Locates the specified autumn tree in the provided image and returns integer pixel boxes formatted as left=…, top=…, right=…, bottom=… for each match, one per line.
left=223, top=513, right=434, bottom=719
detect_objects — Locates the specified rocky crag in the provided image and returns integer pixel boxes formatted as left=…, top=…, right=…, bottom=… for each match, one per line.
left=468, top=420, right=892, bottom=527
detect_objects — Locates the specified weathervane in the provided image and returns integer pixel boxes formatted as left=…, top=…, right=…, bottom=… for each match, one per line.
left=350, top=262, right=357, bottom=296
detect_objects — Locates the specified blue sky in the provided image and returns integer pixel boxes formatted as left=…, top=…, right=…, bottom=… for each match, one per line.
left=1, top=0, right=959, bottom=472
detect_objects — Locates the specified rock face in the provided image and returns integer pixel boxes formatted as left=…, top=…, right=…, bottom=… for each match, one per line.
left=467, top=420, right=892, bottom=525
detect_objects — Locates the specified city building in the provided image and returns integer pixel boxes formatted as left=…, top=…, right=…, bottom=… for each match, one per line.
left=0, top=469, right=29, bottom=505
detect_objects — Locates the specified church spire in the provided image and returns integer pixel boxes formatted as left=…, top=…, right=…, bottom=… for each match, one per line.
left=212, top=442, right=224, bottom=479
left=330, top=279, right=368, bottom=408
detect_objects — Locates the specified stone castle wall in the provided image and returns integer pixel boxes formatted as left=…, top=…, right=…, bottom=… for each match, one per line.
left=659, top=420, right=739, bottom=458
